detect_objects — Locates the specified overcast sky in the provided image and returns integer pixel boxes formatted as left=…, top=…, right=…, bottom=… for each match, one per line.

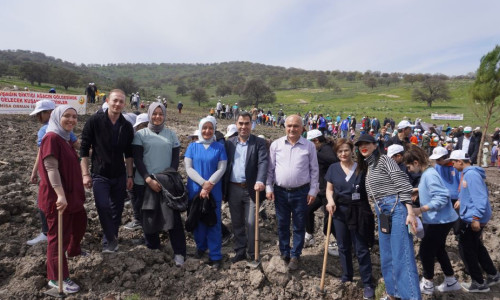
left=1, top=0, right=499, bottom=75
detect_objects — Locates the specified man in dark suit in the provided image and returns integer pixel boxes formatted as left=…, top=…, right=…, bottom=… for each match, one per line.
left=455, top=126, right=480, bottom=165
left=224, top=112, right=268, bottom=263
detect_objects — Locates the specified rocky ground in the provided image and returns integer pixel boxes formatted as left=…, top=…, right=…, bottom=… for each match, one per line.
left=0, top=103, right=499, bottom=299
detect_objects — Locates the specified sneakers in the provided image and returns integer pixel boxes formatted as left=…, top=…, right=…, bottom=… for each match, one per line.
left=222, top=233, right=233, bottom=246
left=486, top=271, right=500, bottom=286
left=328, top=242, right=339, bottom=257
left=461, top=280, right=490, bottom=293
left=124, top=220, right=141, bottom=230
left=231, top=253, right=247, bottom=264
left=102, top=239, right=118, bottom=253
left=304, top=232, right=315, bottom=247
left=194, top=249, right=205, bottom=259
left=27, top=232, right=47, bottom=245
left=288, top=257, right=299, bottom=271
left=363, top=286, right=375, bottom=299
left=436, top=277, right=461, bottom=292
left=48, top=278, right=80, bottom=294
left=420, top=278, right=435, bottom=295
left=174, top=254, right=185, bottom=267
left=209, top=259, right=222, bottom=271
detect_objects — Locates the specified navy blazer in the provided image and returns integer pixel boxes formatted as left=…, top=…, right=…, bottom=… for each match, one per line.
left=223, top=134, right=268, bottom=201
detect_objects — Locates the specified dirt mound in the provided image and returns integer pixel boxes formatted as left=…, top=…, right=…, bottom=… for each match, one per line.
left=0, top=104, right=499, bottom=299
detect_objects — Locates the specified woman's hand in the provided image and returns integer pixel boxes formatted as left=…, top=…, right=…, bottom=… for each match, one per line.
left=454, top=200, right=460, bottom=210
left=30, top=171, right=39, bottom=184
left=56, top=195, right=68, bottom=212
left=200, top=188, right=209, bottom=199
left=406, top=213, right=418, bottom=235
left=325, top=201, right=336, bottom=215
left=202, top=181, right=214, bottom=193
left=146, top=177, right=162, bottom=193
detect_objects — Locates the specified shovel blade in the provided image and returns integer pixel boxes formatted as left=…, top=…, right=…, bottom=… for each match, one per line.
left=44, top=287, right=67, bottom=298
left=246, top=260, right=261, bottom=269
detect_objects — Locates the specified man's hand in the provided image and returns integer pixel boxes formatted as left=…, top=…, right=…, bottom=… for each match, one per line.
left=307, top=195, right=316, bottom=205
left=266, top=192, right=274, bottom=201
left=126, top=178, right=134, bottom=190
left=254, top=183, right=265, bottom=191
left=454, top=200, right=460, bottom=210
left=83, top=175, right=92, bottom=189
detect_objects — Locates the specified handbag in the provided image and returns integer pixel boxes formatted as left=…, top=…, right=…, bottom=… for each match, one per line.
left=366, top=167, right=398, bottom=234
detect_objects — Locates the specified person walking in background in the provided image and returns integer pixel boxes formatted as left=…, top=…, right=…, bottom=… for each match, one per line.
left=356, top=134, right=421, bottom=300
left=454, top=126, right=479, bottom=165
left=340, top=117, right=350, bottom=138
left=177, top=101, right=183, bottom=114
left=223, top=112, right=268, bottom=263
left=403, top=145, right=460, bottom=295
left=39, top=105, right=87, bottom=294
left=266, top=115, right=319, bottom=271
left=80, top=89, right=135, bottom=253
left=185, top=117, right=227, bottom=270
left=325, top=138, right=375, bottom=299
left=449, top=150, right=499, bottom=292
left=131, top=103, right=186, bottom=266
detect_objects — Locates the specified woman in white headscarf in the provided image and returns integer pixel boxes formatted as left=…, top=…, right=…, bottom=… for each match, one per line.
left=185, top=117, right=227, bottom=270
left=38, top=105, right=86, bottom=294
left=131, top=102, right=186, bottom=266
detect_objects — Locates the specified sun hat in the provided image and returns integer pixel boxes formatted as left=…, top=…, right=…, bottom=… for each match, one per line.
left=397, top=120, right=414, bottom=130
left=429, top=146, right=449, bottom=160
left=387, top=144, right=405, bottom=158
left=188, top=129, right=199, bottom=138
left=30, top=100, right=55, bottom=116
left=225, top=124, right=238, bottom=138
left=463, top=126, right=472, bottom=133
left=449, top=150, right=470, bottom=161
left=123, top=113, right=137, bottom=126
left=133, top=113, right=149, bottom=128
left=306, top=129, right=323, bottom=140
left=354, top=134, right=377, bottom=146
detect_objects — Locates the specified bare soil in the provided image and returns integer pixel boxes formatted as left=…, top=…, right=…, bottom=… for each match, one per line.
left=0, top=104, right=499, bottom=299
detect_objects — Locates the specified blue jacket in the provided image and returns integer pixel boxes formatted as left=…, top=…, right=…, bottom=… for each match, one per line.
left=459, top=166, right=491, bottom=224
left=418, top=167, right=458, bottom=224
left=434, top=163, right=461, bottom=200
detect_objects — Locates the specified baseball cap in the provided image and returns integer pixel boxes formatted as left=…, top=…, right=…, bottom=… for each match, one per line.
left=449, top=150, right=470, bottom=161
left=30, top=100, right=55, bottom=116
left=355, top=134, right=377, bottom=146
left=306, top=129, right=322, bottom=140
left=225, top=124, right=238, bottom=138
left=188, top=129, right=199, bottom=138
left=133, top=113, right=149, bottom=128
left=387, top=144, right=404, bottom=158
left=463, top=126, right=472, bottom=133
left=474, top=127, right=481, bottom=131
left=397, top=120, right=414, bottom=130
left=429, top=146, right=449, bottom=160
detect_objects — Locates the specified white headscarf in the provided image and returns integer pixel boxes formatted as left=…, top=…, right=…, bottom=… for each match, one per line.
left=197, top=117, right=216, bottom=144
left=46, top=105, right=76, bottom=141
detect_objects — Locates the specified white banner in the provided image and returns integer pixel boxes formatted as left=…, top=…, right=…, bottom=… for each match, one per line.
left=431, top=113, right=463, bottom=120
left=0, top=91, right=87, bottom=115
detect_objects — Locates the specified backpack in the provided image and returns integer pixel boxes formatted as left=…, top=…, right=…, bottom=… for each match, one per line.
left=153, top=168, right=188, bottom=212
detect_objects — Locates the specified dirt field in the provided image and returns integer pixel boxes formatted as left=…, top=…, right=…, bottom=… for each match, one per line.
left=0, top=104, right=499, bottom=299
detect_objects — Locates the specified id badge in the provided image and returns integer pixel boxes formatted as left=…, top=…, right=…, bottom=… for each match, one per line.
left=352, top=193, right=361, bottom=200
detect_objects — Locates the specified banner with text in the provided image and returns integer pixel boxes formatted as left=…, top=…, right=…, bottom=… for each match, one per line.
left=431, top=113, right=463, bottom=121
left=0, top=91, right=87, bottom=115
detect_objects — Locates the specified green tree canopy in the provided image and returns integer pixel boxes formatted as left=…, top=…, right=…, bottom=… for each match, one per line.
left=114, top=77, right=138, bottom=96
left=52, top=68, right=79, bottom=90
left=241, top=79, right=276, bottom=107
left=191, top=87, right=208, bottom=106
left=411, top=78, right=450, bottom=107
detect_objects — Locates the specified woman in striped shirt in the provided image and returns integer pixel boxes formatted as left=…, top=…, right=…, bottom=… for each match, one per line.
left=355, top=134, right=421, bottom=300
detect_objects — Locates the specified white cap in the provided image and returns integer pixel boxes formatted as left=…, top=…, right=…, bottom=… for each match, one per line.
left=133, top=113, right=149, bottom=128
left=494, top=141, right=499, bottom=145
left=30, top=100, right=55, bottom=115
left=102, top=102, right=109, bottom=110
left=387, top=144, right=404, bottom=158
left=225, top=124, right=238, bottom=138
left=474, top=127, right=481, bottom=131
left=429, top=146, right=449, bottom=160
left=123, top=113, right=137, bottom=126
left=450, top=149, right=470, bottom=161
left=463, top=126, right=472, bottom=133
left=188, top=129, right=199, bottom=138
left=257, top=134, right=266, bottom=139
left=484, top=142, right=490, bottom=146
left=397, top=120, right=413, bottom=130
left=306, top=129, right=323, bottom=140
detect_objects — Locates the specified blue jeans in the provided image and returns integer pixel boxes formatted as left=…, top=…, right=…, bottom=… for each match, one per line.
left=92, top=174, right=127, bottom=244
left=193, top=197, right=222, bottom=261
left=274, top=185, right=309, bottom=259
left=374, top=195, right=421, bottom=300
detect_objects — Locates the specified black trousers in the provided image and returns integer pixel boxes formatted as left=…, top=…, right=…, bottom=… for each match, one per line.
left=144, top=210, right=187, bottom=257
left=419, top=222, right=455, bottom=279
left=305, top=194, right=335, bottom=238
left=458, top=219, right=497, bottom=283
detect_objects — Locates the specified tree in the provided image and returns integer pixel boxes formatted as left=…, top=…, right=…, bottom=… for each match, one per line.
left=317, top=73, right=329, bottom=88
left=268, top=77, right=282, bottom=89
left=364, top=77, right=378, bottom=89
left=19, top=62, right=48, bottom=86
left=241, top=79, right=276, bottom=107
left=215, top=84, right=232, bottom=97
left=191, top=88, right=208, bottom=106
left=52, top=68, right=79, bottom=90
left=411, top=78, right=450, bottom=107
left=470, top=45, right=500, bottom=163
left=0, top=62, right=8, bottom=77
left=289, top=76, right=302, bottom=89
left=176, top=85, right=188, bottom=96
left=114, top=77, right=138, bottom=95
left=403, top=74, right=417, bottom=85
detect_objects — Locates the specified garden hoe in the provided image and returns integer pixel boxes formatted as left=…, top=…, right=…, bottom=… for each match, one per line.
left=316, top=213, right=333, bottom=295
left=44, top=210, right=66, bottom=298
left=247, top=191, right=261, bottom=269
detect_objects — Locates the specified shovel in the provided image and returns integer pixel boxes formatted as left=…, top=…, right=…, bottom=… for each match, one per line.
left=247, top=191, right=261, bottom=269
left=316, top=212, right=333, bottom=295
left=44, top=210, right=66, bottom=298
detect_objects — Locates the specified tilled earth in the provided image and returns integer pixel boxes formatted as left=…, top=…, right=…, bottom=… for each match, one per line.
left=0, top=104, right=499, bottom=299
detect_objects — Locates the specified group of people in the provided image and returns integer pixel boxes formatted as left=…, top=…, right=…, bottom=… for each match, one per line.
left=29, top=92, right=499, bottom=299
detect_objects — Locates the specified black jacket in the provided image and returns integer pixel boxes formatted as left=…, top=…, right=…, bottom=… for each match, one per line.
left=454, top=135, right=479, bottom=164
left=80, top=110, right=134, bottom=179
left=185, top=193, right=217, bottom=232
left=317, top=142, right=338, bottom=195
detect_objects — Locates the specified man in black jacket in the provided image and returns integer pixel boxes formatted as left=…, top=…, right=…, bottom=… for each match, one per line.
left=80, top=89, right=135, bottom=253
left=454, top=126, right=479, bottom=165
left=223, top=112, right=268, bottom=263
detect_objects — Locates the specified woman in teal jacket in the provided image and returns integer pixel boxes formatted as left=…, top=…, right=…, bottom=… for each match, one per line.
left=403, top=145, right=460, bottom=295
